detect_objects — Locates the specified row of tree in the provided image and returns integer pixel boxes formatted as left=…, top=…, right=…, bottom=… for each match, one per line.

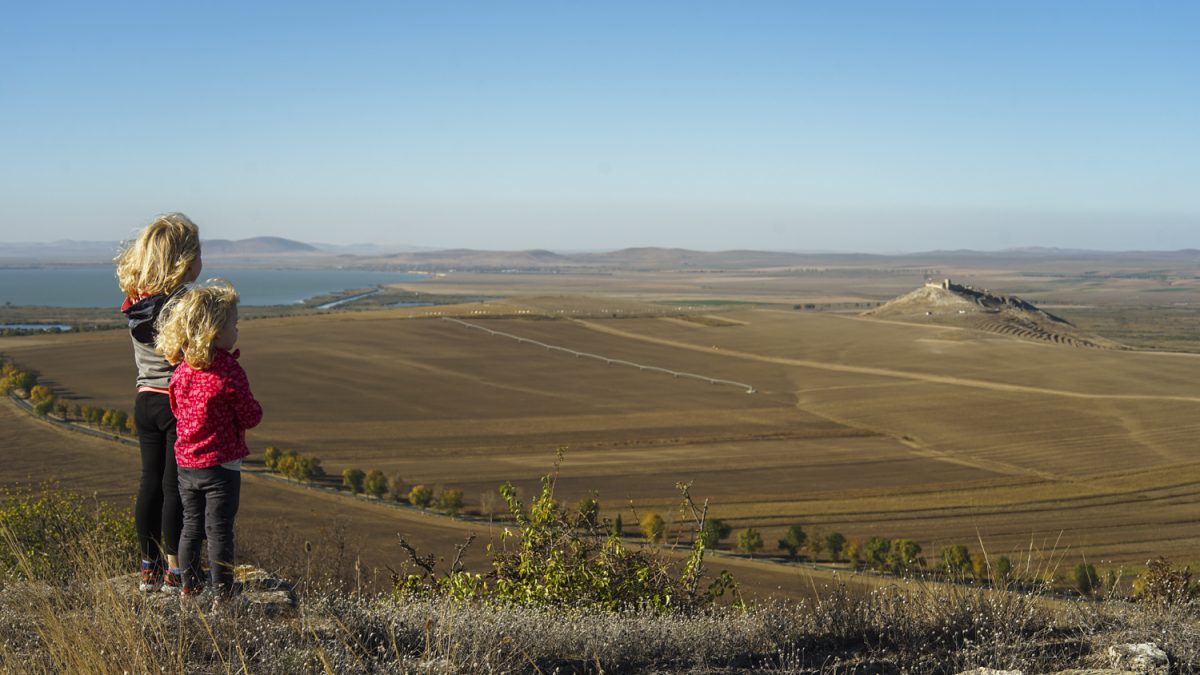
left=341, top=468, right=467, bottom=515
left=2, top=358, right=134, bottom=434
left=263, top=447, right=468, bottom=515
left=263, top=446, right=326, bottom=482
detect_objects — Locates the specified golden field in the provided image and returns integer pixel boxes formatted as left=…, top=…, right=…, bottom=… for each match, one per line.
left=4, top=270, right=1200, bottom=580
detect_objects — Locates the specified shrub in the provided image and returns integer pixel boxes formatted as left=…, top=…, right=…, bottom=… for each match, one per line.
left=395, top=452, right=721, bottom=612
left=264, top=446, right=281, bottom=470
left=1134, top=557, right=1196, bottom=604
left=1074, top=562, right=1100, bottom=596
left=0, top=484, right=135, bottom=583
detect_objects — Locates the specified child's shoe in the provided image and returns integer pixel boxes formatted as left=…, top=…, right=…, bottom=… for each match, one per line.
left=160, top=568, right=183, bottom=594
left=138, top=560, right=163, bottom=592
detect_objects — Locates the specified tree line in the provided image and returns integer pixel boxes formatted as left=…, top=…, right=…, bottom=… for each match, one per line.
left=1, top=357, right=134, bottom=435
left=262, top=446, right=468, bottom=516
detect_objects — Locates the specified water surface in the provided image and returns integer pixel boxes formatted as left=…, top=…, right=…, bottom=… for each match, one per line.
left=0, top=267, right=425, bottom=307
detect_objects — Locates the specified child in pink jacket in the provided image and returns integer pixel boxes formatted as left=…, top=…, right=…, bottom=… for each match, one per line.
left=156, top=279, right=262, bottom=597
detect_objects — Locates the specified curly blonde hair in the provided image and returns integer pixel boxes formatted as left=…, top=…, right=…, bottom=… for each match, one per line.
left=114, top=213, right=201, bottom=297
left=155, top=279, right=240, bottom=370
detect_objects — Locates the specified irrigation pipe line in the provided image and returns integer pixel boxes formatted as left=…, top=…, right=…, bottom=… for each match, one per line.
left=442, top=317, right=756, bottom=394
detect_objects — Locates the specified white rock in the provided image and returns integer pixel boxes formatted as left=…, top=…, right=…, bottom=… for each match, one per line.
left=1108, top=643, right=1168, bottom=674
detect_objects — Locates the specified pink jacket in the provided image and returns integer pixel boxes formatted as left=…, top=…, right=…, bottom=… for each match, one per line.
left=169, top=349, right=263, bottom=469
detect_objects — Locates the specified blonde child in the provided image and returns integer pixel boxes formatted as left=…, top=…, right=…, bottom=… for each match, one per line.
left=156, top=279, right=262, bottom=597
left=115, top=213, right=202, bottom=591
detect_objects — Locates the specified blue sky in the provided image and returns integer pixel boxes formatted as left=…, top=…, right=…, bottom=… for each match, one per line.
left=1, top=1, right=1197, bottom=251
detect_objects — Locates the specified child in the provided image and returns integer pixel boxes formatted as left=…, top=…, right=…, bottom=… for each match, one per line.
left=156, top=279, right=262, bottom=597
left=114, top=213, right=202, bottom=592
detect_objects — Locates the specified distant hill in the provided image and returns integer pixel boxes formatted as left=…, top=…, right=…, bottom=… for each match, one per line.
left=0, top=240, right=120, bottom=262
left=202, top=237, right=320, bottom=257
left=864, top=279, right=1122, bottom=349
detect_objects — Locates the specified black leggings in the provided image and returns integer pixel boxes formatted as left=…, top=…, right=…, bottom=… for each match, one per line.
left=134, top=391, right=183, bottom=563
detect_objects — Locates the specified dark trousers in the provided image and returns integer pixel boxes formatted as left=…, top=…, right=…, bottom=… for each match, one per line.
left=177, top=466, right=241, bottom=592
left=134, top=392, right=183, bottom=564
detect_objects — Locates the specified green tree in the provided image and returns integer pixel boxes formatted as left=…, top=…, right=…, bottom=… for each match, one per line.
left=408, top=484, right=434, bottom=507
left=738, top=528, right=764, bottom=558
left=777, top=524, right=807, bottom=558
left=53, top=398, right=70, bottom=419
left=5, top=369, right=36, bottom=394
left=110, top=410, right=128, bottom=432
left=33, top=398, right=54, bottom=416
left=275, top=451, right=297, bottom=479
left=843, top=539, right=863, bottom=566
left=574, top=494, right=600, bottom=528
left=889, top=539, right=924, bottom=573
left=941, top=544, right=973, bottom=578
left=825, top=532, right=847, bottom=562
left=437, top=488, right=465, bottom=516
left=364, top=469, right=388, bottom=498
left=611, top=513, right=623, bottom=537
left=994, top=555, right=1013, bottom=585
left=342, top=468, right=366, bottom=494
left=1074, top=562, right=1100, bottom=596
left=862, top=537, right=892, bottom=571
left=29, top=385, right=53, bottom=403
left=806, top=529, right=825, bottom=561
left=388, top=473, right=407, bottom=502
left=101, top=409, right=115, bottom=428
left=263, top=446, right=281, bottom=470
left=699, top=518, right=732, bottom=548
left=298, top=455, right=324, bottom=482
left=639, top=512, right=665, bottom=545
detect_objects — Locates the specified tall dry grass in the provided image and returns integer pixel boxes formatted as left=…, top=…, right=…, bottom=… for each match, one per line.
left=2, top=488, right=1198, bottom=673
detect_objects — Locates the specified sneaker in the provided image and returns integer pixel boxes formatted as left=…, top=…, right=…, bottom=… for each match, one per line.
left=139, top=561, right=163, bottom=592
left=160, top=568, right=183, bottom=594
left=181, top=583, right=206, bottom=599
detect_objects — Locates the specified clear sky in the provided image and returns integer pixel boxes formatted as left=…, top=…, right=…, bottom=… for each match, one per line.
left=1, top=1, right=1197, bottom=252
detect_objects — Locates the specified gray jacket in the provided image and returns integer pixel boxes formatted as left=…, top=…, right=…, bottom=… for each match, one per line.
left=121, top=289, right=181, bottom=390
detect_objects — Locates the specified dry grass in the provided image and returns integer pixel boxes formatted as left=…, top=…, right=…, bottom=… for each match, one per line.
left=3, top=536, right=1198, bottom=673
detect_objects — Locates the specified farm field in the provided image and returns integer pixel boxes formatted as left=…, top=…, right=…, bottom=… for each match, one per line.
left=4, top=291, right=1200, bottom=574
left=0, top=398, right=873, bottom=600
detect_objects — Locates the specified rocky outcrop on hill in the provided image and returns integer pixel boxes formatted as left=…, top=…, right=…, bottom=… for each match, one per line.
left=863, top=279, right=1122, bottom=349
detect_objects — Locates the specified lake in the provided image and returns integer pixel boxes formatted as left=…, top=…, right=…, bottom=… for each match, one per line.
left=0, top=267, right=426, bottom=308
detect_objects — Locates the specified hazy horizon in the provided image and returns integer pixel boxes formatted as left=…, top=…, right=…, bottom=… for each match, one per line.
left=2, top=236, right=1198, bottom=258
left=2, top=2, right=1197, bottom=252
